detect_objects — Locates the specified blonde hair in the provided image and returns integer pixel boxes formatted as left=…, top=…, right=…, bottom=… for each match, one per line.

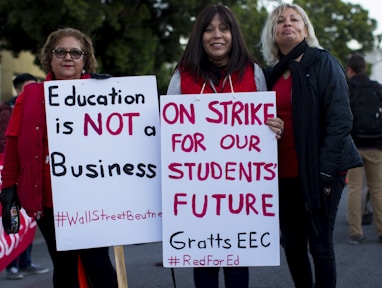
left=260, top=3, right=320, bottom=66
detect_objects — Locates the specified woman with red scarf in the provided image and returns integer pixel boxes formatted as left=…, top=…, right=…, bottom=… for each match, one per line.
left=166, top=4, right=284, bottom=288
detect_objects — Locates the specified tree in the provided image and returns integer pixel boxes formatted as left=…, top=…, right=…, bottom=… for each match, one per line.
left=0, top=0, right=378, bottom=94
left=231, top=2, right=269, bottom=63
left=0, top=0, right=230, bottom=94
left=293, top=0, right=377, bottom=64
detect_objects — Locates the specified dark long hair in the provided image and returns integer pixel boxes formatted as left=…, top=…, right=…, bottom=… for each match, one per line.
left=178, top=4, right=258, bottom=82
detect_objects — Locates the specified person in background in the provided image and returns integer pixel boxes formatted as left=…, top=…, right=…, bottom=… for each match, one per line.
left=361, top=169, right=373, bottom=225
left=0, top=73, right=50, bottom=280
left=346, top=53, right=382, bottom=245
left=0, top=27, right=118, bottom=288
left=0, top=74, right=37, bottom=153
left=166, top=4, right=284, bottom=288
left=260, top=3, right=362, bottom=288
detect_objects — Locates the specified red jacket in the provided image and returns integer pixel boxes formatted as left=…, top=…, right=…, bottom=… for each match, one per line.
left=180, top=64, right=257, bottom=94
left=2, top=72, right=91, bottom=217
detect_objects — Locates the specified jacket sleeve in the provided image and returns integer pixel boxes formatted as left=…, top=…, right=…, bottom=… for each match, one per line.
left=166, top=70, right=181, bottom=95
left=318, top=52, right=361, bottom=175
left=254, top=64, right=267, bottom=92
left=2, top=93, right=24, bottom=188
left=6, top=91, right=24, bottom=137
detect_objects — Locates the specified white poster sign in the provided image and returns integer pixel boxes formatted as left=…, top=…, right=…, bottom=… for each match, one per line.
left=161, top=92, right=280, bottom=267
left=44, top=76, right=161, bottom=250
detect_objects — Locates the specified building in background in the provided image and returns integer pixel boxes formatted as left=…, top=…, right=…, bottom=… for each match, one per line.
left=365, top=48, right=382, bottom=83
left=0, top=50, right=45, bottom=102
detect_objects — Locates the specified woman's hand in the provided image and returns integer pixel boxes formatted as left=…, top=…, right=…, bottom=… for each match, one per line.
left=266, top=117, right=284, bottom=140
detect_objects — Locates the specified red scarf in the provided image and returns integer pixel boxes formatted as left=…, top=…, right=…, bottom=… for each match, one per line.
left=180, top=64, right=257, bottom=94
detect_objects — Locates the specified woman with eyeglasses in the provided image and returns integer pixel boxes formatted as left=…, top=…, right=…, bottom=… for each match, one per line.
left=0, top=27, right=118, bottom=288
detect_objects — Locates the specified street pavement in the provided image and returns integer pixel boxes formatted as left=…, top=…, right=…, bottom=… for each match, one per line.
left=0, top=186, right=381, bottom=288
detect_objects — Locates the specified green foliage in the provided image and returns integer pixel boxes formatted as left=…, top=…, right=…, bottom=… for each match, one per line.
left=0, top=0, right=378, bottom=94
left=231, top=1, right=268, bottom=64
left=294, top=0, right=377, bottom=64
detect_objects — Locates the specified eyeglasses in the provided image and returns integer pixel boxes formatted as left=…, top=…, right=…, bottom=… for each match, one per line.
left=51, top=48, right=85, bottom=59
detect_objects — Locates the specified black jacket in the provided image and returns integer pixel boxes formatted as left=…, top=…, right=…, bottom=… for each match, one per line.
left=268, top=47, right=363, bottom=210
left=347, top=73, right=382, bottom=149
left=299, top=47, right=362, bottom=209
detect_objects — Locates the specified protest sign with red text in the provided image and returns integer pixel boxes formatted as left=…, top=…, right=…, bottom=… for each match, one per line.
left=161, top=92, right=280, bottom=267
left=44, top=76, right=161, bottom=251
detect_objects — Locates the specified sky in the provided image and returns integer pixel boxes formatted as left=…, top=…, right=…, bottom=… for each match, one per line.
left=346, top=0, right=381, bottom=34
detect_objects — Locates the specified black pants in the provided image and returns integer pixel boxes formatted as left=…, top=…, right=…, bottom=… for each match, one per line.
left=193, top=267, right=249, bottom=288
left=37, top=208, right=118, bottom=288
left=279, top=176, right=345, bottom=288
